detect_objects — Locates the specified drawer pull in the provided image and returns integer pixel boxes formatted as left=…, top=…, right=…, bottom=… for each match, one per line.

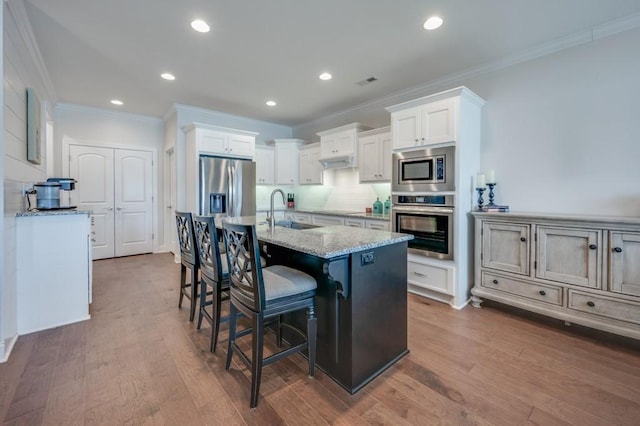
left=586, top=301, right=595, bottom=307
left=539, top=290, right=546, bottom=296
left=613, top=247, right=622, bottom=253
left=589, top=244, right=597, bottom=250
left=413, top=271, right=427, bottom=277
left=520, top=237, right=526, bottom=242
left=492, top=279, right=499, bottom=284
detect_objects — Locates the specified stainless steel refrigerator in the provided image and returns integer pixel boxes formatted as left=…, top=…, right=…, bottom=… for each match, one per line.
left=199, top=155, right=256, bottom=217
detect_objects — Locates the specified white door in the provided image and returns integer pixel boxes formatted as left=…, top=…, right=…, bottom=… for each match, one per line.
left=114, top=149, right=153, bottom=257
left=70, top=145, right=115, bottom=260
left=69, top=145, right=153, bottom=259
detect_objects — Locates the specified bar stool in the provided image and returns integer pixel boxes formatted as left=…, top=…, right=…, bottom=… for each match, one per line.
left=222, top=221, right=317, bottom=408
left=193, top=215, right=231, bottom=352
left=175, top=211, right=199, bottom=322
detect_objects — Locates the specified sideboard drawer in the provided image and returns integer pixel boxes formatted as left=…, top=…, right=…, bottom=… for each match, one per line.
left=481, top=272, right=563, bottom=305
left=568, top=290, right=640, bottom=325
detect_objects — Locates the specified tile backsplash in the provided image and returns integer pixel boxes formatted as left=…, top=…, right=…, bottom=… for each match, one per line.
left=256, top=168, right=390, bottom=213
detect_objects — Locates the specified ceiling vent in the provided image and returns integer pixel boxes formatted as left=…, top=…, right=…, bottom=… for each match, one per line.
left=356, top=76, right=378, bottom=86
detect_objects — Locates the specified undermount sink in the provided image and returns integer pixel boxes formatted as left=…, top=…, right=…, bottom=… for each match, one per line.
left=274, top=220, right=321, bottom=230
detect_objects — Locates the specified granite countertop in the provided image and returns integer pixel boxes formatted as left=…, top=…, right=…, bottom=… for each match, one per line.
left=16, top=209, right=91, bottom=217
left=218, top=216, right=412, bottom=259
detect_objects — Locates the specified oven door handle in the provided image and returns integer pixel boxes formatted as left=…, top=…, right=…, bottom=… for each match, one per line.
left=393, top=206, right=454, bottom=214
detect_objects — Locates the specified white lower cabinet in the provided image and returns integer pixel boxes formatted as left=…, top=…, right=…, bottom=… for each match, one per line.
left=344, top=218, right=365, bottom=228
left=312, top=215, right=345, bottom=226
left=472, top=212, right=640, bottom=340
left=407, top=254, right=455, bottom=296
left=365, top=220, right=390, bottom=231
left=16, top=213, right=92, bottom=334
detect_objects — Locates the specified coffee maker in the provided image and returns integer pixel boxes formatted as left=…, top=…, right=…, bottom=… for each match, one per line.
left=46, top=178, right=77, bottom=208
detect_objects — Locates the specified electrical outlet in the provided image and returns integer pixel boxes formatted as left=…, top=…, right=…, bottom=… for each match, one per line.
left=361, top=252, right=374, bottom=266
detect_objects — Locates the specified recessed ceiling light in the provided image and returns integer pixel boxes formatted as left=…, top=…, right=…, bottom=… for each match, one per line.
left=161, top=73, right=176, bottom=81
left=266, top=100, right=277, bottom=106
left=191, top=19, right=210, bottom=33
left=110, top=99, right=123, bottom=106
left=319, top=72, right=332, bottom=81
left=423, top=16, right=443, bottom=30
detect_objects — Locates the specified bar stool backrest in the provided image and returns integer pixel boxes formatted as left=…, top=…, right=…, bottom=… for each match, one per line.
left=193, top=215, right=225, bottom=282
left=175, top=211, right=198, bottom=267
left=222, top=222, right=265, bottom=313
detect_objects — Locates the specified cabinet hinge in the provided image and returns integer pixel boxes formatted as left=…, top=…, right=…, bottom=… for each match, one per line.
left=152, top=233, right=155, bottom=240
left=534, top=261, right=537, bottom=269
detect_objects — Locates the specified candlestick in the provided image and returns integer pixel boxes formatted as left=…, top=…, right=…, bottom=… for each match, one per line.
left=487, top=183, right=496, bottom=206
left=476, top=187, right=486, bottom=210
left=486, top=170, right=495, bottom=184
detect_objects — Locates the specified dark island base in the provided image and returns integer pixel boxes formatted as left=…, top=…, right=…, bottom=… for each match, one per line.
left=261, top=241, right=409, bottom=393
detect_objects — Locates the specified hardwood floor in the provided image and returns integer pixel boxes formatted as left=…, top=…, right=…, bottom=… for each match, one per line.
left=1, top=252, right=639, bottom=425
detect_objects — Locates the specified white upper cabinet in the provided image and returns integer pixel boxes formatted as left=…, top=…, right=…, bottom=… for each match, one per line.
left=317, top=123, right=371, bottom=168
left=255, top=145, right=275, bottom=185
left=389, top=99, right=455, bottom=150
left=358, top=127, right=392, bottom=182
left=274, top=139, right=304, bottom=185
left=184, top=123, right=257, bottom=159
left=299, top=143, right=323, bottom=185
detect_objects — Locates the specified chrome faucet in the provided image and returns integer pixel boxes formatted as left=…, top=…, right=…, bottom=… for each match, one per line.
left=267, top=188, right=286, bottom=228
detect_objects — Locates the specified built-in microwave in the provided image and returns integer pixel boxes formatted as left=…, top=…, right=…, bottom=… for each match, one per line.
left=392, top=146, right=455, bottom=193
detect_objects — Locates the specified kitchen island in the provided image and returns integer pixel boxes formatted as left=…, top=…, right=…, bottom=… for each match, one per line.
left=221, top=217, right=413, bottom=393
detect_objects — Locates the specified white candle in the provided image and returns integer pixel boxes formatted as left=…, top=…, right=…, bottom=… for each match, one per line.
left=476, top=173, right=485, bottom=188
left=486, top=169, right=495, bottom=184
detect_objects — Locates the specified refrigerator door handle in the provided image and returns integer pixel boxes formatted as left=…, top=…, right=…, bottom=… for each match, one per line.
left=228, top=165, right=233, bottom=215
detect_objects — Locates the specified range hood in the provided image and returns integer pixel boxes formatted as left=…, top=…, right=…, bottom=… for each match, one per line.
left=318, top=154, right=356, bottom=169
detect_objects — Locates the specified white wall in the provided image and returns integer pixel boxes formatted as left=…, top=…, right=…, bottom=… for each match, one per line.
left=293, top=27, right=640, bottom=217
left=2, top=1, right=54, bottom=361
left=54, top=103, right=165, bottom=247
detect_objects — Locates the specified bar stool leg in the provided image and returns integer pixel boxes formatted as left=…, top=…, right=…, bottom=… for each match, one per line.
left=210, top=283, right=223, bottom=352
left=189, top=267, right=198, bottom=322
left=307, top=305, right=317, bottom=377
left=250, top=313, right=265, bottom=409
left=226, top=304, right=238, bottom=370
left=179, top=264, right=186, bottom=308
left=197, top=278, right=207, bottom=329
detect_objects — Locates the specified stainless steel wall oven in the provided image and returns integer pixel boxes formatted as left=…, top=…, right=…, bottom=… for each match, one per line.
left=392, top=194, right=454, bottom=260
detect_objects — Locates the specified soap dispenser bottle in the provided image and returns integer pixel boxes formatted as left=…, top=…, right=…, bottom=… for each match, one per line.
left=383, top=196, right=391, bottom=215
left=372, top=197, right=383, bottom=215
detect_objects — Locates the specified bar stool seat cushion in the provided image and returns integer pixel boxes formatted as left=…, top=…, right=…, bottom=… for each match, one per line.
left=262, top=265, right=317, bottom=301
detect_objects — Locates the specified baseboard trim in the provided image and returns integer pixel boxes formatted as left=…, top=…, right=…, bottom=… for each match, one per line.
left=0, top=334, right=19, bottom=363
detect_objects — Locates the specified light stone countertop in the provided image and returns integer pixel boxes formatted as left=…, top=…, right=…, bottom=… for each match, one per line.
left=16, top=209, right=91, bottom=217
left=218, top=216, right=412, bottom=259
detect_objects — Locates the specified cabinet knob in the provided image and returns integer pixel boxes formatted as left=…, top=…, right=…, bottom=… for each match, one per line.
left=520, top=237, right=526, bottom=242
left=586, top=301, right=595, bottom=307
left=492, top=279, right=498, bottom=284
left=589, top=244, right=597, bottom=250
left=613, top=247, right=622, bottom=253
left=538, top=290, right=546, bottom=296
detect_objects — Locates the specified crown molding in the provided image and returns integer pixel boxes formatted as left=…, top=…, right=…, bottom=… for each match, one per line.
left=6, top=0, right=57, bottom=103
left=55, top=102, right=163, bottom=125
left=294, top=12, right=640, bottom=131
left=172, top=103, right=292, bottom=130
